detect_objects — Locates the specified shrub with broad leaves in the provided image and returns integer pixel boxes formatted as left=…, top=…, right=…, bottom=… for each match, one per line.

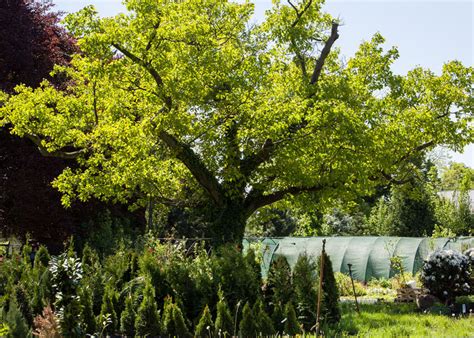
left=49, top=252, right=83, bottom=336
left=421, top=249, right=471, bottom=304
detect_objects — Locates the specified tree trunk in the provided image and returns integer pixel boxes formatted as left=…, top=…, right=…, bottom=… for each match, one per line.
left=211, top=201, right=247, bottom=247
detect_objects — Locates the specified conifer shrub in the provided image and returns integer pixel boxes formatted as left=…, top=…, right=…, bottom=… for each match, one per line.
left=22, top=240, right=33, bottom=266
left=293, top=253, right=317, bottom=331
left=271, top=301, right=285, bottom=334
left=80, top=286, right=96, bottom=335
left=31, top=281, right=44, bottom=316
left=14, top=284, right=33, bottom=325
left=214, top=289, right=233, bottom=337
left=34, top=246, right=50, bottom=269
left=135, top=281, right=161, bottom=337
left=120, top=294, right=136, bottom=337
left=99, top=285, right=118, bottom=335
left=239, top=302, right=257, bottom=337
left=5, top=297, right=30, bottom=338
left=284, top=302, right=302, bottom=336
left=162, top=297, right=191, bottom=337
left=38, top=268, right=53, bottom=311
left=139, top=249, right=169, bottom=304
left=211, top=245, right=260, bottom=310
left=81, top=244, right=105, bottom=315
left=172, top=302, right=192, bottom=337
left=245, top=248, right=262, bottom=281
left=266, top=255, right=293, bottom=312
left=163, top=252, right=195, bottom=321
left=81, top=244, right=101, bottom=276
left=317, top=251, right=340, bottom=324
left=123, top=251, right=139, bottom=283
left=195, top=305, right=214, bottom=337
left=254, top=299, right=275, bottom=336
left=104, top=247, right=131, bottom=291
left=185, top=244, right=214, bottom=321
left=161, top=296, right=174, bottom=335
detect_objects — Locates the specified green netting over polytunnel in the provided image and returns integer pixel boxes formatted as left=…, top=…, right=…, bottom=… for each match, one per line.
left=243, top=237, right=473, bottom=282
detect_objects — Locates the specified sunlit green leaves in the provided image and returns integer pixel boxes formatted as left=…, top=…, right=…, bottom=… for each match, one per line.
left=0, top=0, right=472, bottom=214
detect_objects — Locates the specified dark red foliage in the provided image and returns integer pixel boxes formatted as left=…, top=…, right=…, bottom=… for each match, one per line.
left=0, top=127, right=145, bottom=252
left=0, top=0, right=144, bottom=249
left=1, top=129, right=83, bottom=251
left=0, top=0, right=77, bottom=92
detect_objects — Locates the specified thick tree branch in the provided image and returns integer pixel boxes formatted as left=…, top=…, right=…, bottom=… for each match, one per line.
left=239, top=138, right=274, bottom=177
left=26, top=133, right=86, bottom=159
left=290, top=36, right=308, bottom=77
left=238, top=19, right=339, bottom=180
left=378, top=171, right=413, bottom=185
left=92, top=81, right=98, bottom=125
left=396, top=140, right=435, bottom=165
left=112, top=43, right=172, bottom=110
left=112, top=43, right=163, bottom=86
left=244, top=184, right=325, bottom=216
left=369, top=140, right=435, bottom=185
left=158, top=130, right=224, bottom=207
left=310, top=21, right=339, bottom=85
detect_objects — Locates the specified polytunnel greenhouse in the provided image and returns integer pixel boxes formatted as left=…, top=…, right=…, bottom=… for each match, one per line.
left=243, top=236, right=474, bottom=282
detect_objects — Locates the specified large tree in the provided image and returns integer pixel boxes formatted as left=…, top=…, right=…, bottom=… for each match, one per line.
left=1, top=0, right=473, bottom=244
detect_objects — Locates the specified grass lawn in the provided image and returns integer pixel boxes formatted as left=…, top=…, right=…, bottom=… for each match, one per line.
left=323, top=302, right=474, bottom=337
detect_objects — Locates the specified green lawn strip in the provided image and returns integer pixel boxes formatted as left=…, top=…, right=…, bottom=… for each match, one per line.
left=332, top=303, right=474, bottom=337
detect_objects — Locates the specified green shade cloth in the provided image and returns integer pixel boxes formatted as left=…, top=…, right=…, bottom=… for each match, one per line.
left=243, top=236, right=473, bottom=282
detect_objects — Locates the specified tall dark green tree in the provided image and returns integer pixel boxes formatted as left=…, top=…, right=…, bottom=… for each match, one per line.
left=254, top=299, right=275, bottom=336
left=80, top=286, right=96, bottom=335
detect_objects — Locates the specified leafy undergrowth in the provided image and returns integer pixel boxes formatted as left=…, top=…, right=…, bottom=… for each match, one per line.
left=323, top=303, right=474, bottom=337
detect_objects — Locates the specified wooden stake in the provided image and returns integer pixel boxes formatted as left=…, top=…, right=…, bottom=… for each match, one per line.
left=347, top=263, right=360, bottom=314
left=315, top=239, right=326, bottom=336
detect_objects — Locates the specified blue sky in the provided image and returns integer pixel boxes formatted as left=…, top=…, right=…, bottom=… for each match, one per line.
left=53, top=0, right=473, bottom=168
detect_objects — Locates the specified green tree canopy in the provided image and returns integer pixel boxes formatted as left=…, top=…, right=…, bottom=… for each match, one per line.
left=440, top=162, right=474, bottom=190
left=1, top=0, right=472, bottom=244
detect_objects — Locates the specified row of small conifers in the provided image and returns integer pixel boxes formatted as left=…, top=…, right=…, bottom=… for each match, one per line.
left=1, top=238, right=471, bottom=337
left=0, top=239, right=340, bottom=337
